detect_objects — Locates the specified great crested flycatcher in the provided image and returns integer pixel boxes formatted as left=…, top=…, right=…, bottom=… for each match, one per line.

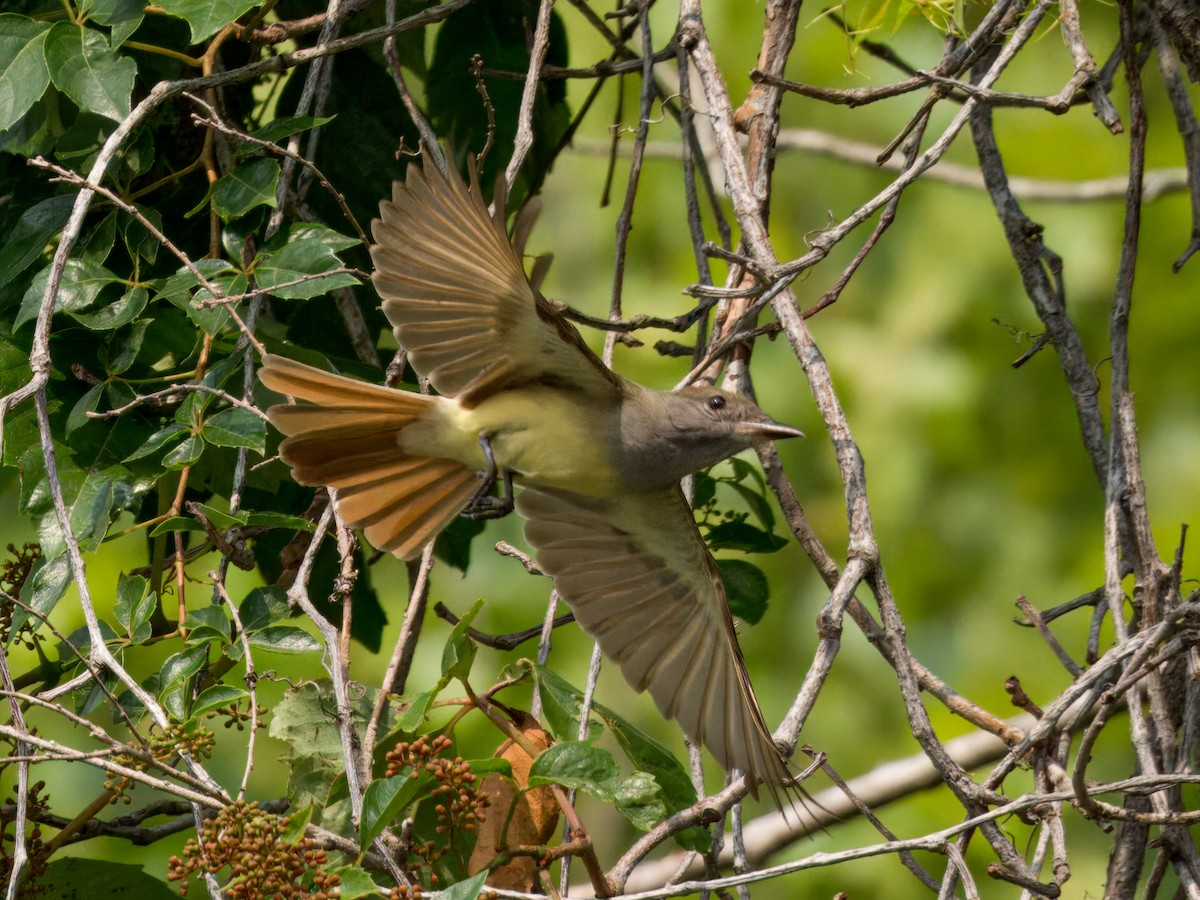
left=259, top=153, right=803, bottom=800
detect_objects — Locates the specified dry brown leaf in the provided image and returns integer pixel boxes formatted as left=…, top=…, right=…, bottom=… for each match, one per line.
left=467, top=710, right=560, bottom=891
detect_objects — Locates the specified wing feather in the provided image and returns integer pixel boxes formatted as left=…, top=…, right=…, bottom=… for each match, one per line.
left=370, top=154, right=622, bottom=405
left=516, top=485, right=793, bottom=799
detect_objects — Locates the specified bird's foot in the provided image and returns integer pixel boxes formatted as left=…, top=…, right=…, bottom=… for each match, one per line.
left=462, top=492, right=515, bottom=520
left=462, top=434, right=515, bottom=520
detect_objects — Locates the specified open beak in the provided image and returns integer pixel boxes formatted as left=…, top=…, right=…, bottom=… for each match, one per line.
left=734, top=419, right=805, bottom=442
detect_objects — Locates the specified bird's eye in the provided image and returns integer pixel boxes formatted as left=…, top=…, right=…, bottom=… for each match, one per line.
left=707, top=395, right=726, bottom=411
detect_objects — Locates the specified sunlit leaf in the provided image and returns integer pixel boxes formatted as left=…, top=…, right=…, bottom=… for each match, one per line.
left=12, top=552, right=71, bottom=636
left=16, top=259, right=121, bottom=330
left=191, top=683, right=250, bottom=719
left=156, top=0, right=261, bottom=42
left=256, top=238, right=359, bottom=300
left=0, top=14, right=51, bottom=132
left=528, top=741, right=618, bottom=791
left=246, top=625, right=320, bottom=654
left=44, top=21, right=134, bottom=122
left=360, top=770, right=435, bottom=848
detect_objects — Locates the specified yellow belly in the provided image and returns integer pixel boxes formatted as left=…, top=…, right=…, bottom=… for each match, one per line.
left=396, top=388, right=622, bottom=496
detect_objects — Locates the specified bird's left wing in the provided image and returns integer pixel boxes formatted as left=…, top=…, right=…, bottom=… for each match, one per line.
left=516, top=485, right=793, bottom=801
left=370, top=154, right=622, bottom=407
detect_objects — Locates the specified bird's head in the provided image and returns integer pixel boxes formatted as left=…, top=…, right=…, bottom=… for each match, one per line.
left=620, top=385, right=803, bottom=490
left=671, top=383, right=803, bottom=446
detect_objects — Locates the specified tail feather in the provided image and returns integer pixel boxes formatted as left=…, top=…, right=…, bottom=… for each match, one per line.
left=260, top=355, right=409, bottom=410
left=260, top=354, right=477, bottom=559
left=337, top=460, right=478, bottom=559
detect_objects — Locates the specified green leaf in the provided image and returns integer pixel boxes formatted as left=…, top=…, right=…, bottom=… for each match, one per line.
left=704, top=520, right=787, bottom=554
left=0, top=330, right=32, bottom=396
left=58, top=621, right=119, bottom=663
left=238, top=585, right=291, bottom=632
left=526, top=740, right=666, bottom=833
left=612, top=771, right=667, bottom=831
left=44, top=22, right=135, bottom=122
left=241, top=510, right=314, bottom=531
left=593, top=703, right=706, bottom=850
left=190, top=501, right=242, bottom=530
left=154, top=258, right=238, bottom=301
left=82, top=0, right=145, bottom=47
left=178, top=274, right=240, bottom=335
left=124, top=422, right=189, bottom=461
left=184, top=605, right=232, bottom=645
left=156, top=0, right=261, bottom=43
left=12, top=552, right=71, bottom=637
left=593, top=703, right=696, bottom=806
left=528, top=741, right=618, bottom=791
left=360, top=770, right=435, bottom=847
left=395, top=689, right=434, bottom=732
left=161, top=434, right=203, bottom=469
left=66, top=285, right=148, bottom=330
left=528, top=663, right=600, bottom=742
left=159, top=645, right=208, bottom=693
left=0, top=193, right=72, bottom=287
left=29, top=468, right=116, bottom=556
left=160, top=680, right=188, bottom=721
left=727, top=481, right=777, bottom=532
left=16, top=259, right=121, bottom=330
left=279, top=804, right=313, bottom=843
left=37, top=857, right=179, bottom=898
left=191, top=683, right=249, bottom=719
left=256, top=237, right=359, bottom=300
left=691, top=470, right=716, bottom=510
left=79, top=212, right=118, bottom=263
left=121, top=203, right=163, bottom=264
left=0, top=14, right=51, bottom=133
left=106, top=318, right=150, bottom=375
left=437, top=870, right=489, bottom=900
left=434, top=515, right=485, bottom=572
left=286, top=221, right=360, bottom=252
left=716, top=559, right=770, bottom=625
left=441, top=598, right=483, bottom=681
left=66, top=382, right=104, bottom=435
left=202, top=406, right=266, bottom=453
left=269, top=684, right=346, bottom=759
left=246, top=625, right=320, bottom=654
left=211, top=157, right=279, bottom=220
left=114, top=572, right=155, bottom=643
left=327, top=865, right=378, bottom=900
left=245, top=115, right=334, bottom=148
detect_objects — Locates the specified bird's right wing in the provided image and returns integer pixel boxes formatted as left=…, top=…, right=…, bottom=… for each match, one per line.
left=516, top=485, right=793, bottom=802
left=371, top=155, right=622, bottom=407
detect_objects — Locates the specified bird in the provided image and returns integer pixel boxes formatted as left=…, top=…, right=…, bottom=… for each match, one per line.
left=258, top=151, right=804, bottom=803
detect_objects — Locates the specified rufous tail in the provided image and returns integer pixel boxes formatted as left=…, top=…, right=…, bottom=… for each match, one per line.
left=259, top=354, right=478, bottom=559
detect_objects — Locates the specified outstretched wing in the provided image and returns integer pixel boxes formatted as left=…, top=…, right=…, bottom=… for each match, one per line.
left=516, top=485, right=793, bottom=802
left=370, top=154, right=622, bottom=407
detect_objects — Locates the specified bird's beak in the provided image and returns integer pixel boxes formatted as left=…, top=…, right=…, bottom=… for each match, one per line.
left=734, top=419, right=805, bottom=442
